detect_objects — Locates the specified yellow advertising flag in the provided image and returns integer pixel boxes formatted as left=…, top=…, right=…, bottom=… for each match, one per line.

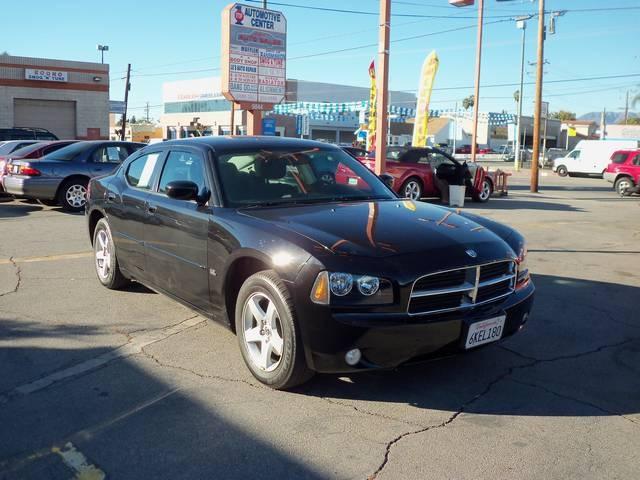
left=568, top=126, right=577, bottom=137
left=412, top=51, right=440, bottom=147
left=366, top=60, right=377, bottom=151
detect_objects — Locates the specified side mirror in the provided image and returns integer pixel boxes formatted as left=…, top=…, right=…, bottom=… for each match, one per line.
left=165, top=180, right=199, bottom=201
left=379, top=173, right=394, bottom=189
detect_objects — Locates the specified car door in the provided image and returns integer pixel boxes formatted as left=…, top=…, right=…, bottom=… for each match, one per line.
left=88, top=143, right=131, bottom=177
left=144, top=148, right=210, bottom=311
left=107, top=151, right=165, bottom=275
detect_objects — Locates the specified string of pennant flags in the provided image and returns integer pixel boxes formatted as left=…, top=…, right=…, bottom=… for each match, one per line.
left=271, top=101, right=515, bottom=126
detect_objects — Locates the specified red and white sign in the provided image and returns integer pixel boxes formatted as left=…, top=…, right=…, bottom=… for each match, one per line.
left=221, top=3, right=286, bottom=108
left=25, top=68, right=68, bottom=83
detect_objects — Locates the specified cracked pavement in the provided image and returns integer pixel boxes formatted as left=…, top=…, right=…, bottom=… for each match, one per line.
left=1, top=172, right=639, bottom=479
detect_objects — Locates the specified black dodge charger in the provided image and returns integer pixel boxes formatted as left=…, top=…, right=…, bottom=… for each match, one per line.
left=86, top=136, right=534, bottom=389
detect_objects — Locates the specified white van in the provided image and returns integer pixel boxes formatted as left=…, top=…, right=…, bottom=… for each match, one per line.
left=553, top=140, right=640, bottom=177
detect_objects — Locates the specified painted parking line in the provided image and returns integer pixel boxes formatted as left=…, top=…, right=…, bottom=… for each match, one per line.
left=0, top=251, right=92, bottom=265
left=52, top=442, right=106, bottom=480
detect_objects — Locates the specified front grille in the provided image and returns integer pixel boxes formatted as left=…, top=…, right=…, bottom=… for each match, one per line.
left=413, top=269, right=466, bottom=291
left=409, top=260, right=516, bottom=315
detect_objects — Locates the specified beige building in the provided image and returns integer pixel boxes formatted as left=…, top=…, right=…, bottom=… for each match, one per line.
left=0, top=54, right=109, bottom=139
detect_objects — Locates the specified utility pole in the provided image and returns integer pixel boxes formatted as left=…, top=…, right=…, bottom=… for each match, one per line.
left=624, top=91, right=629, bottom=125
left=530, top=0, right=544, bottom=193
left=514, top=16, right=529, bottom=172
left=600, top=108, right=606, bottom=140
left=230, top=102, right=235, bottom=136
left=120, top=63, right=131, bottom=142
left=145, top=101, right=150, bottom=123
left=452, top=102, right=458, bottom=154
left=374, top=0, right=391, bottom=175
left=263, top=0, right=267, bottom=7
left=470, top=0, right=485, bottom=164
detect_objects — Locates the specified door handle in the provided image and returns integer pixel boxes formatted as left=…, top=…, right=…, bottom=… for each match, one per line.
left=106, top=192, right=116, bottom=201
left=147, top=205, right=158, bottom=214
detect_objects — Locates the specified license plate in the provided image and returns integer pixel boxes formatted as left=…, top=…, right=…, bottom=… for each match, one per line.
left=465, top=316, right=505, bottom=349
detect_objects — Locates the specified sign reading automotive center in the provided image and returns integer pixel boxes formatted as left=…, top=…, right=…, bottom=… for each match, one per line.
left=25, top=68, right=68, bottom=83
left=221, top=3, right=286, bottom=108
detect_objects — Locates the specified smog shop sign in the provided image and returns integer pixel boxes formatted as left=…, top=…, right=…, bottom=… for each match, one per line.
left=25, top=68, right=68, bottom=83
left=221, top=3, right=286, bottom=108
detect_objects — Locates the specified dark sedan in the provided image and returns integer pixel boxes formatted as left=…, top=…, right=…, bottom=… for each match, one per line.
left=86, top=136, right=534, bottom=389
left=3, top=141, right=144, bottom=211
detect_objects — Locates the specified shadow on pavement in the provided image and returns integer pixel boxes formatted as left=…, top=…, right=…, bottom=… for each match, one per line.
left=464, top=198, right=584, bottom=212
left=298, top=273, right=640, bottom=418
left=0, top=203, right=43, bottom=218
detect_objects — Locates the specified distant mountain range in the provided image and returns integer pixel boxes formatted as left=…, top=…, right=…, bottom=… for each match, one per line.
left=578, top=111, right=639, bottom=125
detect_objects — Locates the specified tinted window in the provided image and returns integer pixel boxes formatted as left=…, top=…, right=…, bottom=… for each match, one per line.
left=215, top=146, right=394, bottom=207
left=569, top=150, right=581, bottom=159
left=46, top=142, right=92, bottom=161
left=425, top=150, right=455, bottom=167
left=611, top=153, right=627, bottom=164
left=4, top=143, right=42, bottom=157
left=126, top=153, right=161, bottom=189
left=633, top=154, right=640, bottom=166
left=92, top=145, right=130, bottom=163
left=158, top=151, right=206, bottom=193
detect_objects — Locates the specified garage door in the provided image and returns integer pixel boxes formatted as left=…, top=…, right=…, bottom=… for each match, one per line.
left=14, top=99, right=76, bottom=140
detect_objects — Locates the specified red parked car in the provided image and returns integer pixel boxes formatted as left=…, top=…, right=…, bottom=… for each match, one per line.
left=361, top=146, right=493, bottom=202
left=0, top=140, right=77, bottom=194
left=603, top=149, right=640, bottom=196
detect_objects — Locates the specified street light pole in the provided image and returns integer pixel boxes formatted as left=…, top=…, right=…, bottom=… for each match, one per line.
left=470, top=0, right=485, bottom=164
left=374, top=0, right=391, bottom=175
left=514, top=17, right=528, bottom=172
left=530, top=0, right=545, bottom=193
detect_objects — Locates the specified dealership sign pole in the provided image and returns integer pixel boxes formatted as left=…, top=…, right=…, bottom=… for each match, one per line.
left=221, top=3, right=287, bottom=136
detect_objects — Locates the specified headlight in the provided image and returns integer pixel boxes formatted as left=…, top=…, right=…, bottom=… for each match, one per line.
left=516, top=245, right=530, bottom=289
left=357, top=276, right=380, bottom=296
left=329, top=272, right=353, bottom=296
left=311, top=272, right=393, bottom=305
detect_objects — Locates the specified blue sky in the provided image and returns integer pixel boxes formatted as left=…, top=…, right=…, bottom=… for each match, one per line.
left=3, top=0, right=639, bottom=119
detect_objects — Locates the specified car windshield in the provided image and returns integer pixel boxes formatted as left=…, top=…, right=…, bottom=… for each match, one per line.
left=44, top=142, right=92, bottom=161
left=215, top=146, right=396, bottom=208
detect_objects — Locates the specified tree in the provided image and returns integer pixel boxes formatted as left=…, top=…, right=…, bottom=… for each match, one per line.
left=549, top=110, right=576, bottom=121
left=623, top=117, right=640, bottom=125
left=462, top=95, right=475, bottom=111
left=129, top=115, right=137, bottom=124
left=513, top=90, right=520, bottom=104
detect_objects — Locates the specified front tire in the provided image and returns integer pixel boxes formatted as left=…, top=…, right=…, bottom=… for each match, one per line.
left=556, top=165, right=568, bottom=177
left=235, top=270, right=313, bottom=389
left=93, top=218, right=129, bottom=290
left=401, top=177, right=423, bottom=200
left=614, top=177, right=634, bottom=196
left=472, top=178, right=492, bottom=203
left=59, top=178, right=88, bottom=212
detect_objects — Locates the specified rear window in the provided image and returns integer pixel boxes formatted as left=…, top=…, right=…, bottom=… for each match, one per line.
left=4, top=143, right=44, bottom=158
left=611, top=152, right=627, bottom=164
left=45, top=142, right=92, bottom=161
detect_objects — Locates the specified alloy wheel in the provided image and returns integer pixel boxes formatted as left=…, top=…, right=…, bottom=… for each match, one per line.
left=95, top=229, right=111, bottom=280
left=479, top=180, right=491, bottom=201
left=66, top=184, right=87, bottom=208
left=242, top=292, right=284, bottom=372
left=617, top=179, right=632, bottom=195
left=404, top=181, right=421, bottom=200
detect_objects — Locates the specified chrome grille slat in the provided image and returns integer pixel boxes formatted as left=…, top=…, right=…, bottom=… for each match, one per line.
left=408, top=260, right=516, bottom=315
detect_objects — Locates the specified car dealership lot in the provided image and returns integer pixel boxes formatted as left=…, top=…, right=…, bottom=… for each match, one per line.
left=1, top=172, right=639, bottom=479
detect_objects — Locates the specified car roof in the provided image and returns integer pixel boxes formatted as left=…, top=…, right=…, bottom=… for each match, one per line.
left=159, top=136, right=340, bottom=152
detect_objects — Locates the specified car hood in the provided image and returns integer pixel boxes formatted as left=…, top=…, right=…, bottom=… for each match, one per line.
left=238, top=200, right=514, bottom=260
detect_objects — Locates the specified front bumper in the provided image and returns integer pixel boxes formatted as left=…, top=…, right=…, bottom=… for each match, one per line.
left=3, top=175, right=61, bottom=200
left=297, top=282, right=534, bottom=373
left=603, top=172, right=616, bottom=184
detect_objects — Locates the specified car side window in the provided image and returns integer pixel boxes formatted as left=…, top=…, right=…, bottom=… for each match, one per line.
left=632, top=154, right=640, bottom=166
left=126, top=153, right=161, bottom=190
left=425, top=151, right=454, bottom=167
left=569, top=150, right=581, bottom=159
left=158, top=151, right=206, bottom=194
left=93, top=145, right=129, bottom=163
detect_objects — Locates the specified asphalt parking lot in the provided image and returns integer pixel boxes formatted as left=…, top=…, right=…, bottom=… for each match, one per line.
left=1, top=170, right=639, bottom=479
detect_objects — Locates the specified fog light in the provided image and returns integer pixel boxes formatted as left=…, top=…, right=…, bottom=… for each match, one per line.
left=345, top=348, right=361, bottom=366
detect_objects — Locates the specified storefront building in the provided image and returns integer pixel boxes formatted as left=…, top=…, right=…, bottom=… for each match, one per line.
left=0, top=54, right=109, bottom=140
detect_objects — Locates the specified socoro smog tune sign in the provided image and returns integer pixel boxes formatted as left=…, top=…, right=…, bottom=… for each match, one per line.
left=221, top=3, right=286, bottom=109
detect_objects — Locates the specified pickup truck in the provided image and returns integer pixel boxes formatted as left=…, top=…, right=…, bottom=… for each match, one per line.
left=603, top=149, right=640, bottom=196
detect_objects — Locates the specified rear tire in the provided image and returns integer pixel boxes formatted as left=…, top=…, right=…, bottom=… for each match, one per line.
left=59, top=178, right=88, bottom=212
left=556, top=165, right=568, bottom=177
left=614, top=177, right=634, bottom=197
left=235, top=270, right=313, bottom=389
left=93, top=218, right=129, bottom=290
